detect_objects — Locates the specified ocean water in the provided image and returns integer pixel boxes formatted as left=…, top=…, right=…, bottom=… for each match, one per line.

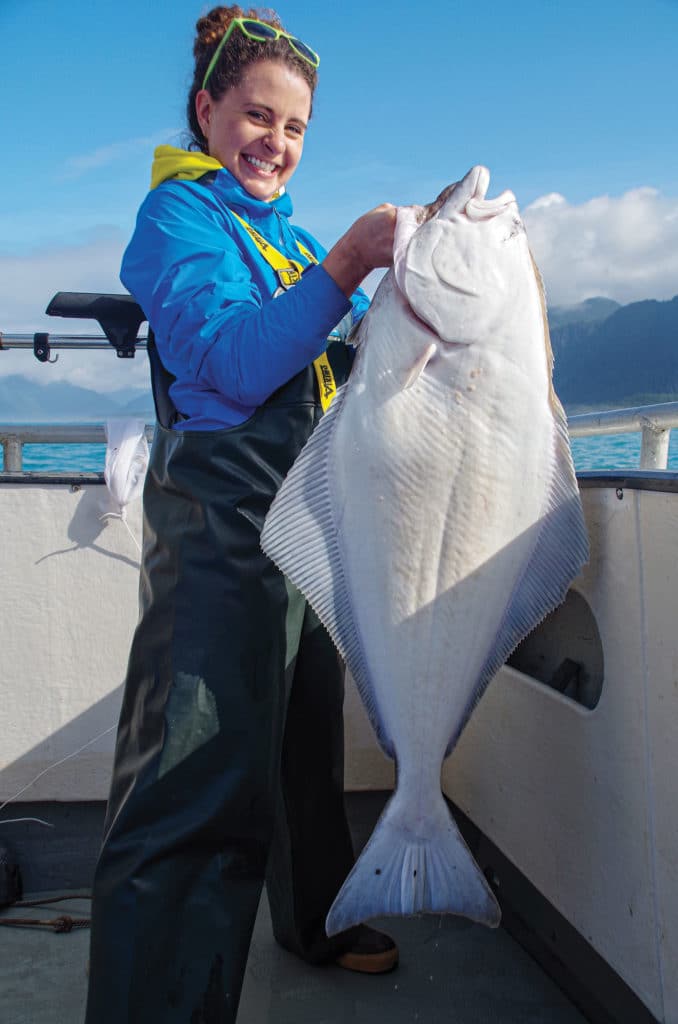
left=3, top=431, right=678, bottom=474
left=571, top=432, right=678, bottom=472
left=14, top=442, right=108, bottom=474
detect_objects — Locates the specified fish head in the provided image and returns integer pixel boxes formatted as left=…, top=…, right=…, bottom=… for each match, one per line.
left=394, top=166, right=541, bottom=347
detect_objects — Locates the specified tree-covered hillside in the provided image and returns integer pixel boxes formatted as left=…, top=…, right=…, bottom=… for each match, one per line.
left=550, top=295, right=678, bottom=411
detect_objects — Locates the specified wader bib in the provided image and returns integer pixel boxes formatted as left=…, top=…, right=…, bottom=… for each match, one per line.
left=85, top=339, right=358, bottom=1024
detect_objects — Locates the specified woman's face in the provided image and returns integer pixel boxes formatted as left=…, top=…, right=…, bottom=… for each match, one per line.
left=196, top=60, right=312, bottom=200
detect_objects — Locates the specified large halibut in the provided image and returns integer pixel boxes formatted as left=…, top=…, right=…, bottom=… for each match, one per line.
left=261, top=166, right=589, bottom=933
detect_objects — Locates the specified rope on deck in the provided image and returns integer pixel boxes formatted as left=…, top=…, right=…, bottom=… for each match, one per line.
left=0, top=893, right=91, bottom=931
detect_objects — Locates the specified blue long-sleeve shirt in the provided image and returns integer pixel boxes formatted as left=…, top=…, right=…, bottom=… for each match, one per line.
left=121, top=157, right=369, bottom=430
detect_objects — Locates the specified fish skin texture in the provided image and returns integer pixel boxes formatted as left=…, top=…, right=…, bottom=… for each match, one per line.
left=261, top=166, right=589, bottom=935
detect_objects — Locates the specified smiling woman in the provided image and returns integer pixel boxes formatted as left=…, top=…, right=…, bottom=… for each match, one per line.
left=83, top=5, right=399, bottom=1024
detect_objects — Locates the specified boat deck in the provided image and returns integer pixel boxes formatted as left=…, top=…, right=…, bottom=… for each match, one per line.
left=0, top=890, right=588, bottom=1024
left=0, top=793, right=588, bottom=1024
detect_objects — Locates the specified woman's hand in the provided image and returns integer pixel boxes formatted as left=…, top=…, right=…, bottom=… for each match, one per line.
left=323, top=204, right=397, bottom=298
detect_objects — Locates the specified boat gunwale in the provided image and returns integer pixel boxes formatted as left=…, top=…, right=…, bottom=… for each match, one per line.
left=0, top=473, right=105, bottom=485
left=577, top=470, right=678, bottom=492
left=3, top=470, right=678, bottom=493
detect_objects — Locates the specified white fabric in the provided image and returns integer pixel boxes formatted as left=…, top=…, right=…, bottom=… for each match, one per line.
left=104, top=418, right=149, bottom=517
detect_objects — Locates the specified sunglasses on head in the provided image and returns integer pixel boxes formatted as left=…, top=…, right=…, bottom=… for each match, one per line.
left=202, top=17, right=320, bottom=90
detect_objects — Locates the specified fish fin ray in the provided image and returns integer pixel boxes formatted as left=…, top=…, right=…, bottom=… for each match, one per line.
left=449, top=411, right=589, bottom=752
left=261, top=383, right=395, bottom=757
left=326, top=789, right=500, bottom=934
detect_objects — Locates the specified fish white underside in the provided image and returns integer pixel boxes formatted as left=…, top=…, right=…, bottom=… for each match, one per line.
left=261, top=174, right=589, bottom=935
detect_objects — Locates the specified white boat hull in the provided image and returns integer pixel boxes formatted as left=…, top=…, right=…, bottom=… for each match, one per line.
left=0, top=473, right=676, bottom=1020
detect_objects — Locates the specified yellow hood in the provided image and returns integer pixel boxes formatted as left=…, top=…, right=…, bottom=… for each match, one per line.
left=150, top=145, right=223, bottom=191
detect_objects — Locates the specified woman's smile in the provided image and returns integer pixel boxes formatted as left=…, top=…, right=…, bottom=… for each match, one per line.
left=242, top=154, right=279, bottom=174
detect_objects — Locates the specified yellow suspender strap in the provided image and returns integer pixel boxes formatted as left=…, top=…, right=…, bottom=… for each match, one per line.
left=311, top=356, right=337, bottom=412
left=228, top=208, right=337, bottom=411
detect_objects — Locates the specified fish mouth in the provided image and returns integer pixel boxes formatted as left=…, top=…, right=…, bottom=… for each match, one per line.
left=467, top=165, right=490, bottom=201
left=465, top=188, right=517, bottom=222
left=426, top=166, right=516, bottom=223
left=461, top=165, right=516, bottom=221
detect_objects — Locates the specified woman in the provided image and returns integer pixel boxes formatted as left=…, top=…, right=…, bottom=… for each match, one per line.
left=85, top=6, right=398, bottom=1023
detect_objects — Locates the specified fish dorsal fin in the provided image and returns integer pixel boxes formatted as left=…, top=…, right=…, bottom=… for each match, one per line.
left=448, top=405, right=589, bottom=753
left=261, top=384, right=395, bottom=758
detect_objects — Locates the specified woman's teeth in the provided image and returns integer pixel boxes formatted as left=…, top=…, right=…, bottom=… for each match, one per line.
left=244, top=155, right=277, bottom=173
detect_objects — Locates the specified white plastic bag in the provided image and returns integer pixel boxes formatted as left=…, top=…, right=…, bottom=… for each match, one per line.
left=102, top=418, right=150, bottom=551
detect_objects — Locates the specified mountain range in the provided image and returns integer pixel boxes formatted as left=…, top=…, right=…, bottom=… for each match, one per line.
left=1, top=293, right=677, bottom=419
left=0, top=374, right=154, bottom=422
left=550, top=294, right=678, bottom=411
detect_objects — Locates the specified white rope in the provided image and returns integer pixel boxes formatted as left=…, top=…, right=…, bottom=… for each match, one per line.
left=99, top=510, right=142, bottom=554
left=0, top=817, right=54, bottom=828
left=0, top=724, right=117, bottom=827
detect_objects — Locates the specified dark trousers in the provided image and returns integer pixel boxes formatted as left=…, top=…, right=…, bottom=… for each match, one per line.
left=85, top=414, right=357, bottom=1024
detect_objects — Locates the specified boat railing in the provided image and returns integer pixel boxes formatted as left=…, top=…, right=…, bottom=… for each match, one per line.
left=2, top=403, right=678, bottom=474
left=0, top=332, right=148, bottom=353
left=567, top=401, right=678, bottom=470
left=0, top=422, right=155, bottom=474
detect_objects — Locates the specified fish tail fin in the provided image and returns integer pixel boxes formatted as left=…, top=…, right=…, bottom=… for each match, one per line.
left=326, top=789, right=500, bottom=936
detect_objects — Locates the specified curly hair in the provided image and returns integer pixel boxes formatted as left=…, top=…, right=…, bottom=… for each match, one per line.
left=187, top=5, right=318, bottom=152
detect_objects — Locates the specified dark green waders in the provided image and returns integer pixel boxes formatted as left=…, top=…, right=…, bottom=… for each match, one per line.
left=85, top=345, right=359, bottom=1024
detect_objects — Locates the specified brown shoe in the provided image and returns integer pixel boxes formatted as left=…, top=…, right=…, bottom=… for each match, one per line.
left=335, top=925, right=399, bottom=974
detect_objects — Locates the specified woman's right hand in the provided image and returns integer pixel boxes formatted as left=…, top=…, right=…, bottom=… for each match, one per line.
left=323, top=204, right=397, bottom=298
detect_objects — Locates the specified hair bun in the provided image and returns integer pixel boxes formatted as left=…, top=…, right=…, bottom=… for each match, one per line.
left=194, top=6, right=239, bottom=56
left=194, top=6, right=285, bottom=56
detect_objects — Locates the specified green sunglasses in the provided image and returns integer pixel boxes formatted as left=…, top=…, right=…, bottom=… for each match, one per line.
left=202, top=17, right=320, bottom=90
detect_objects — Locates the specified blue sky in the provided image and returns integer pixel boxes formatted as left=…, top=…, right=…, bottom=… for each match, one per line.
left=1, top=0, right=677, bottom=389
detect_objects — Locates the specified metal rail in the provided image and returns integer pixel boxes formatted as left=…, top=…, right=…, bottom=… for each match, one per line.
left=567, top=402, right=678, bottom=470
left=0, top=334, right=148, bottom=351
left=2, top=403, right=678, bottom=475
left=0, top=423, right=155, bottom=473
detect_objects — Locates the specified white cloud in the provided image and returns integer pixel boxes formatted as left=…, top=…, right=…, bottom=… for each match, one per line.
left=523, top=186, right=678, bottom=307
left=526, top=193, right=567, bottom=211
left=60, top=129, right=182, bottom=180
left=0, top=231, right=150, bottom=392
left=1, top=230, right=127, bottom=333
